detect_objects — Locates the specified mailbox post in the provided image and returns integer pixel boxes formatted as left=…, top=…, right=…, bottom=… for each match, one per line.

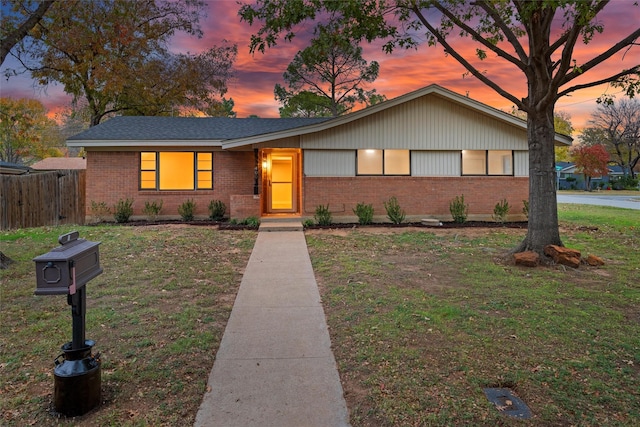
left=33, top=231, right=103, bottom=417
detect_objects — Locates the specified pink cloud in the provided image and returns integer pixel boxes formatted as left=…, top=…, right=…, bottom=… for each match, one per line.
left=0, top=0, right=637, bottom=131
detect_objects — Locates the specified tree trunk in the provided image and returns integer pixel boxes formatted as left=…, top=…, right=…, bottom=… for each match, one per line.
left=515, top=106, right=563, bottom=254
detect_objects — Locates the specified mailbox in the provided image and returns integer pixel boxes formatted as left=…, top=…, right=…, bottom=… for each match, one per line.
left=34, top=231, right=102, bottom=295
left=33, top=231, right=103, bottom=417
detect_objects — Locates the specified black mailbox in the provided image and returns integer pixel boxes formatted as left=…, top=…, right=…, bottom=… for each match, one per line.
left=33, top=231, right=103, bottom=416
left=33, top=231, right=102, bottom=295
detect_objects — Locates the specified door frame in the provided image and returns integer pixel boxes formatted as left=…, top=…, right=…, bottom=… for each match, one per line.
left=261, top=148, right=302, bottom=216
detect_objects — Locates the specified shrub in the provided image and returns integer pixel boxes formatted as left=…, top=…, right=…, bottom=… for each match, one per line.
left=612, top=175, right=639, bottom=190
left=243, top=216, right=260, bottom=228
left=90, top=201, right=111, bottom=223
left=384, top=196, right=405, bottom=224
left=353, top=202, right=374, bottom=225
left=208, top=200, right=226, bottom=221
left=142, top=200, right=163, bottom=222
left=178, top=199, right=196, bottom=221
left=302, top=218, right=315, bottom=228
left=449, top=195, right=468, bottom=223
left=522, top=199, right=529, bottom=219
left=314, top=204, right=332, bottom=226
left=492, top=198, right=510, bottom=223
left=113, top=198, right=134, bottom=223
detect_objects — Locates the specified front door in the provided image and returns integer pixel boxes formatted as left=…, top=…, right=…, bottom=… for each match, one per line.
left=265, top=150, right=298, bottom=214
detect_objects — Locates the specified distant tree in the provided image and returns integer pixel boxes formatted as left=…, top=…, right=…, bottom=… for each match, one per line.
left=0, top=97, right=63, bottom=164
left=0, top=0, right=55, bottom=66
left=554, top=111, right=575, bottom=162
left=240, top=0, right=640, bottom=255
left=203, top=97, right=237, bottom=118
left=278, top=91, right=333, bottom=118
left=570, top=144, right=610, bottom=191
left=274, top=20, right=382, bottom=117
left=581, top=99, right=640, bottom=178
left=8, top=0, right=236, bottom=126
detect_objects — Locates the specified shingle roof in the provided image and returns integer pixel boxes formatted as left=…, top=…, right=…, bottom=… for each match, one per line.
left=67, top=116, right=333, bottom=142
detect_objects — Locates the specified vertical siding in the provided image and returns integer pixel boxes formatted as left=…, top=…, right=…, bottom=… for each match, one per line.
left=412, top=151, right=460, bottom=176
left=301, top=94, right=528, bottom=150
left=303, top=150, right=356, bottom=176
left=514, top=151, right=529, bottom=176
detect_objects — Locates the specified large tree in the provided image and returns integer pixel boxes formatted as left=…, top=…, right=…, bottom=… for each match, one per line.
left=0, top=97, right=63, bottom=164
left=581, top=99, right=640, bottom=178
left=275, top=20, right=383, bottom=117
left=0, top=0, right=55, bottom=66
left=240, top=0, right=640, bottom=254
left=8, top=0, right=236, bottom=126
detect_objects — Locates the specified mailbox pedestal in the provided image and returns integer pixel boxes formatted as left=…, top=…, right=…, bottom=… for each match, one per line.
left=34, top=231, right=103, bottom=417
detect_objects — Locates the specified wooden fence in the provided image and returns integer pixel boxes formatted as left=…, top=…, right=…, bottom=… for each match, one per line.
left=0, top=170, right=86, bottom=230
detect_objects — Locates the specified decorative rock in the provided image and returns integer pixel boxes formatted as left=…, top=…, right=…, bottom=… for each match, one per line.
left=586, top=254, right=605, bottom=266
left=544, top=245, right=581, bottom=268
left=421, top=218, right=443, bottom=226
left=514, top=251, right=539, bottom=267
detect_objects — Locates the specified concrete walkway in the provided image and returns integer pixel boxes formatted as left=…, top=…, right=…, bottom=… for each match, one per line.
left=194, top=220, right=350, bottom=427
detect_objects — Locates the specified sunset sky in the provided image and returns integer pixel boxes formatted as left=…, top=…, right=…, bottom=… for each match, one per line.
left=1, top=0, right=639, bottom=134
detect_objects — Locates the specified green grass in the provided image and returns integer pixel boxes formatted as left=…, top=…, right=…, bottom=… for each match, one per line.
left=307, top=205, right=640, bottom=426
left=0, top=224, right=256, bottom=426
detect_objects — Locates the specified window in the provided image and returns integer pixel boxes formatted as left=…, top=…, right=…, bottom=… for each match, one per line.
left=461, top=150, right=512, bottom=176
left=357, top=149, right=410, bottom=175
left=140, top=152, right=213, bottom=190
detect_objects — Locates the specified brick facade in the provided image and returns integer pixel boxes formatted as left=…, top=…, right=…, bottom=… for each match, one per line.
left=86, top=150, right=255, bottom=219
left=302, top=176, right=529, bottom=221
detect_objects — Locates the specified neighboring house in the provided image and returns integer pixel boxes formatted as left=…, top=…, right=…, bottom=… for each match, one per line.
left=67, top=84, right=572, bottom=222
left=557, top=162, right=625, bottom=190
left=31, top=157, right=87, bottom=170
left=0, top=161, right=32, bottom=175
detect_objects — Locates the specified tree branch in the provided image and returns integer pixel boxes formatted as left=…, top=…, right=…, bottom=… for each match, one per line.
left=556, top=66, right=640, bottom=100
left=1, top=0, right=56, bottom=65
left=411, top=6, right=524, bottom=110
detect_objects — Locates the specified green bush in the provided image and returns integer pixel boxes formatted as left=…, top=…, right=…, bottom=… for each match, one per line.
left=612, top=175, right=639, bottom=190
left=142, top=200, right=163, bottom=222
left=522, top=199, right=529, bottom=219
left=113, top=198, right=134, bottom=223
left=492, top=198, right=510, bottom=223
left=314, top=204, right=333, bottom=226
left=302, top=218, right=315, bottom=228
left=384, top=196, right=405, bottom=224
left=178, top=199, right=196, bottom=221
left=449, top=195, right=468, bottom=223
left=208, top=200, right=226, bottom=221
left=90, top=201, right=111, bottom=223
left=353, top=202, right=374, bottom=225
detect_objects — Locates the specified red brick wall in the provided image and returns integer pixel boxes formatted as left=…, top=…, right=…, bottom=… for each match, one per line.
left=230, top=195, right=261, bottom=218
left=302, top=176, right=529, bottom=221
left=85, top=150, right=255, bottom=219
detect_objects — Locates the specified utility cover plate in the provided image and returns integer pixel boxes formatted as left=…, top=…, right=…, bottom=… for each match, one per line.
left=483, top=387, right=532, bottom=419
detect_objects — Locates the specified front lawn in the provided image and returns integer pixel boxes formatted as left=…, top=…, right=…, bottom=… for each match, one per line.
left=307, top=205, right=639, bottom=426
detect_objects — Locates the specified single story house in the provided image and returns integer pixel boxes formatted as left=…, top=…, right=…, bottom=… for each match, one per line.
left=67, top=84, right=572, bottom=222
left=556, top=161, right=625, bottom=190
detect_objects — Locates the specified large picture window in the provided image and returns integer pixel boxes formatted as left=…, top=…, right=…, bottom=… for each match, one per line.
left=357, top=149, right=410, bottom=175
left=140, top=152, right=213, bottom=190
left=461, top=150, right=512, bottom=176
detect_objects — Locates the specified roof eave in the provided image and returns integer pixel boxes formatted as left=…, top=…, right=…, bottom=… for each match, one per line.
left=67, top=139, right=225, bottom=148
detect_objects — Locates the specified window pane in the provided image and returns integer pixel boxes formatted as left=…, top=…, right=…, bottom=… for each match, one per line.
left=197, top=171, right=212, bottom=189
left=159, top=152, right=194, bottom=190
left=141, top=152, right=156, bottom=171
left=197, top=152, right=212, bottom=170
left=462, top=150, right=486, bottom=175
left=384, top=150, right=410, bottom=175
left=357, top=149, right=383, bottom=175
left=488, top=150, right=512, bottom=175
left=140, top=171, right=156, bottom=189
